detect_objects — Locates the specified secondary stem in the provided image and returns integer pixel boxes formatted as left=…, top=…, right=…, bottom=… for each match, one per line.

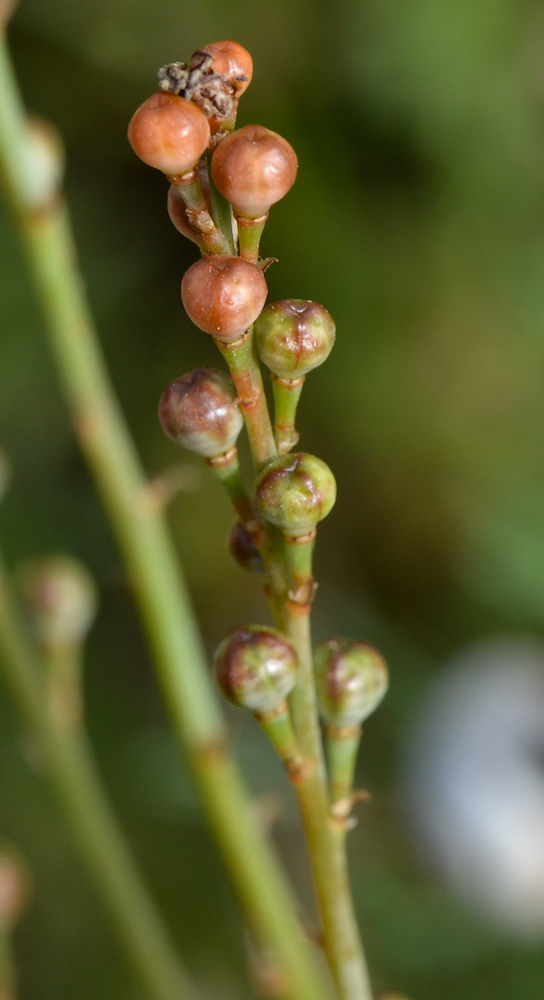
left=215, top=328, right=278, bottom=471
left=0, top=29, right=331, bottom=1000
left=279, top=604, right=373, bottom=1000
left=0, top=560, right=197, bottom=1000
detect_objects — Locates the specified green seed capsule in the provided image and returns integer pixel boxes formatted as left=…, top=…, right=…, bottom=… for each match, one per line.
left=255, top=299, right=335, bottom=379
left=314, top=638, right=388, bottom=726
left=18, top=555, right=98, bottom=651
left=255, top=452, right=336, bottom=537
left=159, top=367, right=243, bottom=458
left=213, top=625, right=297, bottom=714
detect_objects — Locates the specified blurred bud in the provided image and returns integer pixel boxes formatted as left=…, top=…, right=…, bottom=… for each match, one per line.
left=19, top=555, right=98, bottom=651
left=200, top=40, right=253, bottom=98
left=159, top=368, right=243, bottom=458
left=0, top=844, right=30, bottom=928
left=213, top=625, right=297, bottom=714
left=25, top=116, right=64, bottom=210
left=228, top=522, right=265, bottom=576
left=0, top=448, right=11, bottom=503
left=211, top=125, right=297, bottom=218
left=255, top=299, right=336, bottom=379
left=314, top=638, right=388, bottom=726
left=128, top=93, right=210, bottom=176
left=181, top=255, right=268, bottom=341
left=255, top=453, right=336, bottom=537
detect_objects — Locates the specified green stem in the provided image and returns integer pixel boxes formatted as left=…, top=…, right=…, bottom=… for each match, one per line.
left=205, top=151, right=235, bottom=254
left=170, top=168, right=229, bottom=256
left=205, top=447, right=256, bottom=529
left=236, top=213, right=268, bottom=263
left=0, top=926, right=16, bottom=1000
left=0, top=560, right=197, bottom=1000
left=278, top=604, right=373, bottom=1000
left=216, top=329, right=278, bottom=472
left=325, top=727, right=362, bottom=813
left=271, top=375, right=305, bottom=456
left=0, top=29, right=331, bottom=1000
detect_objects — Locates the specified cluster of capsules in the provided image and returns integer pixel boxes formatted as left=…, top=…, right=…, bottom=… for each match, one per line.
left=128, top=40, right=389, bottom=814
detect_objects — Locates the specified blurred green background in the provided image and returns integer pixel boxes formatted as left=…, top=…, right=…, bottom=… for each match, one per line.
left=1, top=0, right=544, bottom=997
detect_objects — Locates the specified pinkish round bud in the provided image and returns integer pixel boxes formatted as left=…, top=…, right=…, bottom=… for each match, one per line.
left=211, top=124, right=297, bottom=218
left=128, top=93, right=210, bottom=176
left=213, top=625, right=297, bottom=714
left=255, top=452, right=336, bottom=537
left=200, top=40, right=253, bottom=97
left=314, top=639, right=388, bottom=726
left=159, top=368, right=242, bottom=458
left=255, top=299, right=336, bottom=379
left=181, top=255, right=268, bottom=341
left=18, top=555, right=97, bottom=650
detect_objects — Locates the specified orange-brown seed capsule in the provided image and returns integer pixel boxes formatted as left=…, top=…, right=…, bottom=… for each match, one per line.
left=211, top=124, right=297, bottom=219
left=181, top=255, right=268, bottom=341
left=128, top=93, right=210, bottom=176
left=200, top=40, right=253, bottom=97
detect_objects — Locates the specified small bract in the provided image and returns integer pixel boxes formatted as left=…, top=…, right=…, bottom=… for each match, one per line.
left=314, top=638, right=388, bottom=726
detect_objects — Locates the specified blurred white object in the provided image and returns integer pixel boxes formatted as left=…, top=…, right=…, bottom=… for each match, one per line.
left=405, top=639, right=544, bottom=937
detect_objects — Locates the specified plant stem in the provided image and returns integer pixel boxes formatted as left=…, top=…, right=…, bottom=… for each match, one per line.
left=236, top=213, right=267, bottom=263
left=271, top=375, right=305, bottom=456
left=0, top=29, right=331, bottom=1000
left=205, top=447, right=255, bottom=528
left=278, top=602, right=373, bottom=1000
left=0, top=559, right=197, bottom=1000
left=216, top=329, right=278, bottom=471
left=170, top=167, right=229, bottom=255
left=205, top=151, right=236, bottom=253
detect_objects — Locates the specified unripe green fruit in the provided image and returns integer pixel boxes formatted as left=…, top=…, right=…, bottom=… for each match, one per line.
left=314, top=638, right=388, bottom=726
left=255, top=299, right=335, bottom=379
left=19, top=555, right=98, bottom=650
left=255, top=453, right=336, bottom=537
left=213, top=625, right=297, bottom=714
left=158, top=368, right=242, bottom=457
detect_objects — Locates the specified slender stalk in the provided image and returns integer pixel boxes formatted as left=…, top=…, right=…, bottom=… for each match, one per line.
left=0, top=929, right=16, bottom=1000
left=0, top=30, right=331, bottom=1000
left=278, top=602, right=373, bottom=1000
left=271, top=375, right=305, bottom=456
left=169, top=167, right=229, bottom=255
left=236, top=213, right=267, bottom=263
left=0, top=559, right=197, bottom=1000
left=215, top=329, right=278, bottom=471
left=205, top=151, right=236, bottom=253
left=205, top=447, right=256, bottom=528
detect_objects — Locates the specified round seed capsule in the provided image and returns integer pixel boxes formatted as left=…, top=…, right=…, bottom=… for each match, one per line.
left=181, top=255, right=268, bottom=341
left=314, top=639, right=388, bottom=726
left=200, top=40, right=253, bottom=97
left=19, top=555, right=98, bottom=650
left=255, top=299, right=336, bottom=379
left=128, top=93, right=210, bottom=176
left=159, top=367, right=242, bottom=458
left=255, top=452, right=336, bottom=537
left=213, top=625, right=297, bottom=714
left=211, top=124, right=297, bottom=218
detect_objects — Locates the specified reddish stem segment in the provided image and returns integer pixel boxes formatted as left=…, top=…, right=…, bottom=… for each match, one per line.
left=170, top=167, right=229, bottom=255
left=215, top=328, right=278, bottom=472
